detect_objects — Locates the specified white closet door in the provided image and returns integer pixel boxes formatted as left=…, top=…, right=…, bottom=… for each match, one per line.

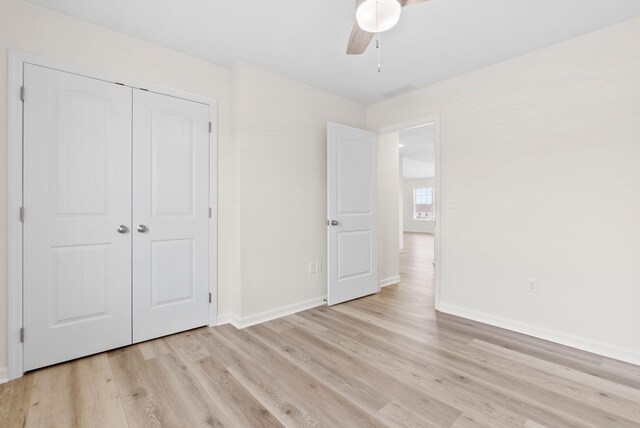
left=327, top=122, right=379, bottom=305
left=23, top=64, right=133, bottom=371
left=132, top=89, right=211, bottom=343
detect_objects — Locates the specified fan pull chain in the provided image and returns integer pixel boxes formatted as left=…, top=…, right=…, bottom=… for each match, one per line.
left=376, top=0, right=381, bottom=72
left=377, top=33, right=381, bottom=72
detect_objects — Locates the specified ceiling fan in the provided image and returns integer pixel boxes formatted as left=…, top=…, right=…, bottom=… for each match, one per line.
left=347, top=0, right=429, bottom=55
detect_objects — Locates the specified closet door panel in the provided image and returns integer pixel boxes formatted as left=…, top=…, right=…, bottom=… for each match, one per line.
left=133, top=90, right=210, bottom=342
left=23, top=64, right=133, bottom=371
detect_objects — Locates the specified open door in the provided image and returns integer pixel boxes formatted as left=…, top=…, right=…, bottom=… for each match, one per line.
left=327, top=123, right=378, bottom=305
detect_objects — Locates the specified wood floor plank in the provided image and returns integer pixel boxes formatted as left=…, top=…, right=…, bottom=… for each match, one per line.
left=374, top=401, right=442, bottom=428
left=164, top=329, right=211, bottom=362
left=143, top=353, right=227, bottom=426
left=226, top=360, right=319, bottom=427
left=193, top=327, right=252, bottom=369
left=137, top=338, right=173, bottom=361
left=0, top=373, right=34, bottom=427
left=108, top=347, right=182, bottom=428
left=262, top=317, right=296, bottom=333
left=450, top=414, right=494, bottom=428
left=190, top=355, right=284, bottom=427
left=25, top=354, right=128, bottom=428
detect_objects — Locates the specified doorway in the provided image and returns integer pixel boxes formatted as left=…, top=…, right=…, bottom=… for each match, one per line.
left=377, top=118, right=440, bottom=307
left=325, top=118, right=440, bottom=310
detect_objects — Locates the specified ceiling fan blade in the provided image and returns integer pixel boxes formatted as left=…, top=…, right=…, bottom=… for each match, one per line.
left=400, top=0, right=429, bottom=6
left=346, top=21, right=375, bottom=55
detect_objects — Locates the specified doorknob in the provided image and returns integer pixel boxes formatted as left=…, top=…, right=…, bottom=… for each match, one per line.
left=137, top=224, right=148, bottom=233
left=117, top=225, right=129, bottom=234
left=331, top=220, right=339, bottom=226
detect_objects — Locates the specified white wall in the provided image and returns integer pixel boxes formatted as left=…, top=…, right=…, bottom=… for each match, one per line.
left=378, top=132, right=401, bottom=286
left=403, top=178, right=435, bottom=234
left=232, top=62, right=366, bottom=321
left=368, top=17, right=640, bottom=364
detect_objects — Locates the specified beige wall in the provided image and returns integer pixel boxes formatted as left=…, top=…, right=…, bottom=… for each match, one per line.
left=378, top=132, right=401, bottom=285
left=232, top=62, right=366, bottom=319
left=403, top=178, right=435, bottom=234
left=368, top=17, right=640, bottom=363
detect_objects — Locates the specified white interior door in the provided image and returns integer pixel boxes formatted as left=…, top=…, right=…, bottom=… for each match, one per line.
left=132, top=89, right=211, bottom=343
left=23, top=64, right=133, bottom=371
left=327, top=122, right=378, bottom=305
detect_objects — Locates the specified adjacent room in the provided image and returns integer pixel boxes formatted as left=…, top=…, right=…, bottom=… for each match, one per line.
left=1, top=0, right=640, bottom=426
left=400, top=123, right=436, bottom=271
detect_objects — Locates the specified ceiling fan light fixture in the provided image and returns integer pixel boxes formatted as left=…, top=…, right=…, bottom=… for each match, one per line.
left=356, top=0, right=402, bottom=33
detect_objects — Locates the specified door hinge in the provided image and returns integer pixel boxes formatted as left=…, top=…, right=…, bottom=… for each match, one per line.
left=208, top=292, right=212, bottom=303
left=209, top=207, right=212, bottom=218
left=20, top=86, right=25, bottom=102
left=20, top=328, right=24, bottom=343
left=209, top=122, right=212, bottom=134
left=19, top=206, right=24, bottom=222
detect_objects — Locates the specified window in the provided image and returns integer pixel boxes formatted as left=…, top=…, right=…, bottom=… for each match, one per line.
left=414, top=187, right=433, bottom=220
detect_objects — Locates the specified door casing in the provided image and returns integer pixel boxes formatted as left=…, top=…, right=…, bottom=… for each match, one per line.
left=7, top=49, right=219, bottom=381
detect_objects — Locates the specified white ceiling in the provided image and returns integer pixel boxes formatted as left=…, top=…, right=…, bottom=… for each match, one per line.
left=400, top=124, right=435, bottom=179
left=27, top=0, right=640, bottom=103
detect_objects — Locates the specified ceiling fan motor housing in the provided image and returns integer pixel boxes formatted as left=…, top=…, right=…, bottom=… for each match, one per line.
left=356, top=0, right=403, bottom=33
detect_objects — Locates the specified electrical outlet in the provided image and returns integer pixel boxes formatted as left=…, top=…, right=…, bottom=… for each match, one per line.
left=527, top=278, right=539, bottom=294
left=449, top=199, right=460, bottom=210
left=309, top=261, right=323, bottom=274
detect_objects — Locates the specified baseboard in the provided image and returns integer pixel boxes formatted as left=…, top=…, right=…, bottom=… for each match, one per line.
left=380, top=275, right=401, bottom=287
left=0, top=367, right=7, bottom=384
left=217, top=296, right=326, bottom=330
left=403, top=230, right=434, bottom=234
left=215, top=313, right=236, bottom=326
left=437, top=303, right=640, bottom=366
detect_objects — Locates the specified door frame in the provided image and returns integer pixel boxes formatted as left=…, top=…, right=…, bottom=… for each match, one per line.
left=7, top=49, right=219, bottom=381
left=375, top=114, right=441, bottom=310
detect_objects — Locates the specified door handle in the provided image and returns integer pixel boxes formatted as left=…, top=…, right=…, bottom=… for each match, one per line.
left=117, top=225, right=129, bottom=234
left=331, top=220, right=339, bottom=226
left=137, top=224, right=148, bottom=233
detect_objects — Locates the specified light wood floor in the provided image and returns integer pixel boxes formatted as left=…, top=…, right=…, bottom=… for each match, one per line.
left=2, top=232, right=640, bottom=427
